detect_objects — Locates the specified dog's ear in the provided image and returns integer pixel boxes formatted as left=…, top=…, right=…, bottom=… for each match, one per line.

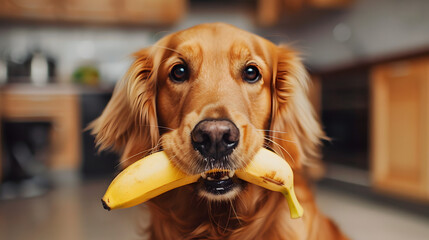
left=89, top=48, right=159, bottom=165
left=270, top=45, right=325, bottom=178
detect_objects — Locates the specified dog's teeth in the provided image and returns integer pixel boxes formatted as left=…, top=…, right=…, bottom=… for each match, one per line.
left=228, top=170, right=235, bottom=178
left=220, top=175, right=229, bottom=180
left=201, top=172, right=207, bottom=179
left=207, top=177, right=214, bottom=181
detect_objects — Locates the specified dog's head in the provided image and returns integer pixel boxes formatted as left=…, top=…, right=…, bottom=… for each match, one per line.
left=91, top=23, right=324, bottom=201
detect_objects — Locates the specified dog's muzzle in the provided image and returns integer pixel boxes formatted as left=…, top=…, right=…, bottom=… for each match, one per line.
left=191, top=119, right=239, bottom=159
left=200, top=170, right=235, bottom=194
left=192, top=119, right=243, bottom=197
left=198, top=170, right=243, bottom=198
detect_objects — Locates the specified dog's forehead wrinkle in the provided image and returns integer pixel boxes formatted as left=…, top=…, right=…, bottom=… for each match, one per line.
left=174, top=29, right=257, bottom=60
left=175, top=42, right=203, bottom=60
left=229, top=41, right=252, bottom=59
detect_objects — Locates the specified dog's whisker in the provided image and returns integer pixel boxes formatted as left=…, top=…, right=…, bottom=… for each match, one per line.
left=203, top=157, right=210, bottom=172
left=150, top=44, right=184, bottom=56
left=168, top=149, right=180, bottom=161
left=115, top=147, right=157, bottom=169
left=150, top=135, right=166, bottom=154
left=236, top=193, right=247, bottom=213
left=207, top=201, right=217, bottom=231
left=264, top=137, right=287, bottom=161
left=115, top=135, right=166, bottom=169
left=223, top=202, right=232, bottom=234
left=255, top=128, right=289, bottom=134
left=229, top=199, right=243, bottom=226
left=262, top=143, right=272, bottom=151
left=264, top=137, right=288, bottom=161
left=150, top=30, right=170, bottom=42
left=167, top=148, right=197, bottom=174
left=137, top=124, right=175, bottom=131
left=264, top=137, right=296, bottom=164
left=262, top=138, right=286, bottom=161
left=268, top=135, right=297, bottom=143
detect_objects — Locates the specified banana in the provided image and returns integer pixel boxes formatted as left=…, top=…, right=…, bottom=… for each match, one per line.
left=101, top=151, right=200, bottom=210
left=102, top=148, right=303, bottom=218
left=235, top=149, right=304, bottom=218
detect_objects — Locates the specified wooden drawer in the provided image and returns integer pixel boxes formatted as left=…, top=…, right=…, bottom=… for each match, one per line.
left=2, top=93, right=74, bottom=119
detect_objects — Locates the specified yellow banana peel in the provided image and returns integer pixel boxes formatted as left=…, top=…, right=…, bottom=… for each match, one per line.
left=101, top=151, right=199, bottom=210
left=235, top=149, right=304, bottom=218
left=102, top=148, right=303, bottom=218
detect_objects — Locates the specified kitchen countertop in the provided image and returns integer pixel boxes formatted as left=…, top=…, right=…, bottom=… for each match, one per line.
left=0, top=83, right=114, bottom=95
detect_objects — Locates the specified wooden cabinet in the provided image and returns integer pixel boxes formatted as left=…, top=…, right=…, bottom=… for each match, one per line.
left=309, top=0, right=352, bottom=8
left=371, top=57, right=429, bottom=201
left=0, top=0, right=59, bottom=20
left=0, top=85, right=81, bottom=171
left=63, top=0, right=121, bottom=23
left=0, top=0, right=186, bottom=25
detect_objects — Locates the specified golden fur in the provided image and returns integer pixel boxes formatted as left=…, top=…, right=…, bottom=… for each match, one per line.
left=91, top=23, right=349, bottom=240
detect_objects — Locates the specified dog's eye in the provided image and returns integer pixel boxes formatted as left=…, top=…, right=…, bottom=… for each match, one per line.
left=170, top=64, right=189, bottom=83
left=242, top=65, right=261, bottom=83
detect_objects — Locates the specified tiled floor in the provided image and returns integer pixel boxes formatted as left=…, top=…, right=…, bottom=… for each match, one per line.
left=0, top=179, right=428, bottom=240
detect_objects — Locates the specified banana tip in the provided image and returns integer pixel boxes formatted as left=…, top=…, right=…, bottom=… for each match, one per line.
left=101, top=199, right=111, bottom=211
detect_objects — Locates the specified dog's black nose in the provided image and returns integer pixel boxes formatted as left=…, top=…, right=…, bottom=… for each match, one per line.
left=191, top=119, right=239, bottom=159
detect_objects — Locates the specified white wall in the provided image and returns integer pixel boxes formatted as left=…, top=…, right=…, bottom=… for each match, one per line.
left=265, top=0, right=429, bottom=70
left=0, top=6, right=255, bottom=85
left=1, top=0, right=428, bottom=84
left=0, top=25, right=153, bottom=84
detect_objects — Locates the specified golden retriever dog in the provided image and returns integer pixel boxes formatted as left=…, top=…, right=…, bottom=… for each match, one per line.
left=91, top=23, right=348, bottom=240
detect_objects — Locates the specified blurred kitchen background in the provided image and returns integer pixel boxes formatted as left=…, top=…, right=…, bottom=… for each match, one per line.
left=0, top=0, right=428, bottom=239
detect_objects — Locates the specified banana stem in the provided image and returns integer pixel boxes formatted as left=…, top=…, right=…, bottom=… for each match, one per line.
left=282, top=188, right=304, bottom=219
